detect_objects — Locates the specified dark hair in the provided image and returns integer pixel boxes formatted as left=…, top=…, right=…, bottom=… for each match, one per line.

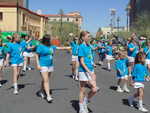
left=90, top=39, right=95, bottom=44
left=79, top=31, right=89, bottom=44
left=41, top=34, right=51, bottom=46
left=135, top=52, right=145, bottom=65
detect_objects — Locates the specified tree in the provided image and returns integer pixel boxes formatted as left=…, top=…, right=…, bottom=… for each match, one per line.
left=49, top=21, right=79, bottom=44
left=95, top=27, right=103, bottom=40
left=132, top=12, right=150, bottom=37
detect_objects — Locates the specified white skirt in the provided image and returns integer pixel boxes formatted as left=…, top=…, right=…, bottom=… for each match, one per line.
left=11, top=63, right=23, bottom=67
left=40, top=66, right=54, bottom=72
left=23, top=52, right=34, bottom=57
left=106, top=55, right=114, bottom=60
left=128, top=56, right=135, bottom=63
left=0, top=59, right=4, bottom=66
left=78, top=72, right=93, bottom=81
left=133, top=82, right=144, bottom=88
left=145, top=59, right=150, bottom=65
left=72, top=55, right=78, bottom=62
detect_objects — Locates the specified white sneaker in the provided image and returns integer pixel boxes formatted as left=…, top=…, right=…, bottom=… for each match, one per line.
left=123, top=88, right=130, bottom=93
left=13, top=90, right=19, bottom=95
left=79, top=109, right=87, bottom=113
left=116, top=87, right=123, bottom=93
left=84, top=104, right=89, bottom=113
left=0, top=83, right=2, bottom=87
left=139, top=107, right=149, bottom=112
left=75, top=75, right=79, bottom=81
left=47, top=96, right=53, bottom=103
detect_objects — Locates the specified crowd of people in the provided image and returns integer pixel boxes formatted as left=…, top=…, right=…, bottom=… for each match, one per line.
left=0, top=31, right=150, bottom=113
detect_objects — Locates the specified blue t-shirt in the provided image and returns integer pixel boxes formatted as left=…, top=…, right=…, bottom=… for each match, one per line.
left=0, top=46, right=5, bottom=59
left=127, top=43, right=139, bottom=57
left=78, top=43, right=94, bottom=72
left=115, top=58, right=128, bottom=78
left=7, top=42, right=24, bottom=64
left=90, top=44, right=98, bottom=59
left=36, top=44, right=57, bottom=67
left=132, top=64, right=149, bottom=82
left=143, top=47, right=150, bottom=59
left=21, top=40, right=34, bottom=53
left=98, top=43, right=106, bottom=53
left=70, top=41, right=78, bottom=56
left=105, top=45, right=113, bottom=55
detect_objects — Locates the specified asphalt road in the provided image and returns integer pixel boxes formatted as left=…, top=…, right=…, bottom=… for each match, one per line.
left=0, top=51, right=150, bottom=113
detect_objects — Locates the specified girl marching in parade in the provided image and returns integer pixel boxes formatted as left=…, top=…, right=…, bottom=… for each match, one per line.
left=35, top=34, right=71, bottom=103
left=22, top=35, right=35, bottom=72
left=143, top=40, right=150, bottom=71
left=70, top=37, right=79, bottom=80
left=5, top=33, right=25, bottom=94
left=115, top=52, right=130, bottom=93
left=105, top=40, right=114, bottom=71
left=0, top=39, right=6, bottom=87
left=128, top=52, right=150, bottom=112
left=78, top=31, right=98, bottom=113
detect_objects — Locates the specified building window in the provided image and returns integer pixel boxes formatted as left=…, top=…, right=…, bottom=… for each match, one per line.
left=0, top=12, right=3, bottom=21
left=76, top=18, right=78, bottom=22
left=23, top=14, right=26, bottom=25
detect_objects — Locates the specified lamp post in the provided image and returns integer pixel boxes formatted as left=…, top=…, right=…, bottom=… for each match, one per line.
left=17, top=0, right=19, bottom=33
left=126, top=5, right=131, bottom=32
left=117, top=16, right=120, bottom=32
left=109, top=8, right=116, bottom=33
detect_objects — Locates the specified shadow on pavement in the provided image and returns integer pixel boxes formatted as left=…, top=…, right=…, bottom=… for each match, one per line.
left=51, top=88, right=68, bottom=92
left=109, top=86, right=117, bottom=91
left=64, top=75, right=72, bottom=78
left=122, top=99, right=139, bottom=109
left=1, top=80, right=8, bottom=85
left=70, top=100, right=79, bottom=113
left=6, top=83, right=35, bottom=90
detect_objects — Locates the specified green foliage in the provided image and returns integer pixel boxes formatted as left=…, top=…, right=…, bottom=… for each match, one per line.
left=131, top=12, right=150, bottom=38
left=49, top=21, right=79, bottom=44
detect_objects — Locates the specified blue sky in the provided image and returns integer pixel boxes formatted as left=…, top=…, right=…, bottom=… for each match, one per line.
left=29, top=0, right=129, bottom=35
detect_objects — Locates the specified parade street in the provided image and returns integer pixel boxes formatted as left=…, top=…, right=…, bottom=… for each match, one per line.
left=0, top=51, right=149, bottom=113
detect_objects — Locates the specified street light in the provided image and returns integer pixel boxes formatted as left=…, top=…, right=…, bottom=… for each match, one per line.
left=109, top=8, right=116, bottom=33
left=117, top=16, right=120, bottom=32
left=126, top=5, right=131, bottom=32
left=17, top=0, right=19, bottom=33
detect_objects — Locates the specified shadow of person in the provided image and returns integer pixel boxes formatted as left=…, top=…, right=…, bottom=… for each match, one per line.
left=0, top=80, right=8, bottom=85
left=70, top=100, right=79, bottom=113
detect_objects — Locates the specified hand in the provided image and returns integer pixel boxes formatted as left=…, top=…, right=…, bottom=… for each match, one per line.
left=36, top=65, right=41, bottom=70
left=27, top=46, right=31, bottom=49
left=4, top=60, right=9, bottom=67
left=129, top=81, right=134, bottom=87
left=145, top=76, right=150, bottom=81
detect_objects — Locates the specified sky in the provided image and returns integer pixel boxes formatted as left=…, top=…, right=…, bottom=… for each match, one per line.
left=29, top=0, right=129, bottom=35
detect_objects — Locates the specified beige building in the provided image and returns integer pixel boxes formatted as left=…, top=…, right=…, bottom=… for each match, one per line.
left=101, top=26, right=127, bottom=35
left=43, top=11, right=83, bottom=27
left=0, top=4, right=48, bottom=38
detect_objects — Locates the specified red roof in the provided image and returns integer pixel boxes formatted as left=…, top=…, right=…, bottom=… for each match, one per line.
left=0, top=4, right=48, bottom=19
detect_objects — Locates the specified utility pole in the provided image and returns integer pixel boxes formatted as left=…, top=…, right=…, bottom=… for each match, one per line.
left=117, top=16, right=120, bottom=32
left=59, top=9, right=64, bottom=43
left=17, top=0, right=19, bottom=33
left=126, top=5, right=131, bottom=32
left=110, top=8, right=116, bottom=33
